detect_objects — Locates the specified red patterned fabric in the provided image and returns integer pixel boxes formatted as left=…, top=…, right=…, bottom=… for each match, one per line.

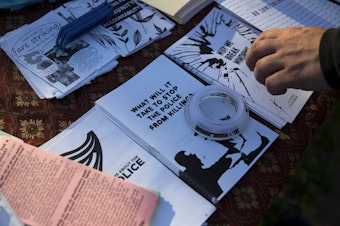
left=0, top=2, right=339, bottom=225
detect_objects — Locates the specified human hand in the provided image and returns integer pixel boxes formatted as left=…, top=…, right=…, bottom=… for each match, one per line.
left=246, top=27, right=332, bottom=95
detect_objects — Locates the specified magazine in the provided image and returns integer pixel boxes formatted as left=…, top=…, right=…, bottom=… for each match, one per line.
left=41, top=55, right=278, bottom=225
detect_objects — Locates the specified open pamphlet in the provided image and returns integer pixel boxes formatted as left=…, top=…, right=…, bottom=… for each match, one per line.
left=0, top=136, right=159, bottom=226
left=140, top=0, right=213, bottom=24
left=164, top=6, right=317, bottom=129
left=0, top=0, right=175, bottom=99
left=41, top=55, right=278, bottom=226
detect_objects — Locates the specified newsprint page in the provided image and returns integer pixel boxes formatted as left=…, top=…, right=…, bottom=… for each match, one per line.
left=0, top=136, right=159, bottom=226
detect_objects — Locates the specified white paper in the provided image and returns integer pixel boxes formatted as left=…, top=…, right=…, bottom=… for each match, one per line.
left=216, top=0, right=340, bottom=31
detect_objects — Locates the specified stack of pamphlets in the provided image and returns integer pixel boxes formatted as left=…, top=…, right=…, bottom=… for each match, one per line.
left=41, top=55, right=278, bottom=226
left=0, top=0, right=175, bottom=99
left=165, top=2, right=340, bottom=128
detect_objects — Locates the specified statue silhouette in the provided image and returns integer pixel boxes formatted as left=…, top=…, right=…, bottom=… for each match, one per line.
left=175, top=150, right=232, bottom=199
left=175, top=131, right=270, bottom=200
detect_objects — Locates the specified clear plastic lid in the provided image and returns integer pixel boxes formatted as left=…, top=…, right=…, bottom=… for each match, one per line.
left=185, top=85, right=249, bottom=140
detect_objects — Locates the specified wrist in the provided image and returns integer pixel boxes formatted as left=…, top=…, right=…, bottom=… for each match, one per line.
left=319, top=28, right=340, bottom=89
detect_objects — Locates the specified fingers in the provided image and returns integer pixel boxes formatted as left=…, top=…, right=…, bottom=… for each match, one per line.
left=246, top=36, right=277, bottom=71
left=246, top=28, right=296, bottom=95
left=246, top=28, right=289, bottom=70
left=252, top=52, right=284, bottom=84
left=264, top=71, right=289, bottom=95
left=246, top=27, right=331, bottom=94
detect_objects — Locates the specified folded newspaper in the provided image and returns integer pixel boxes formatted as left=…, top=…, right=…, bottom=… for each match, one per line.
left=0, top=0, right=175, bottom=99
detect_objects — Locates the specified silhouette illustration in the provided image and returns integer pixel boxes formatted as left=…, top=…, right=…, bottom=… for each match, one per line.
left=175, top=131, right=270, bottom=200
left=175, top=150, right=232, bottom=199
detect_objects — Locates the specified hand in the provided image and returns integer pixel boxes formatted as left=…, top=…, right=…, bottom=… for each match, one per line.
left=246, top=27, right=332, bottom=95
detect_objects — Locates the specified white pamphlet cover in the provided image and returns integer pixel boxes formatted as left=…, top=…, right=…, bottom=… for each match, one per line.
left=96, top=55, right=278, bottom=203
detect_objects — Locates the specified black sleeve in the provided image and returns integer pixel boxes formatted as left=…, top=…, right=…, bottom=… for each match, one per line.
left=319, top=28, right=340, bottom=89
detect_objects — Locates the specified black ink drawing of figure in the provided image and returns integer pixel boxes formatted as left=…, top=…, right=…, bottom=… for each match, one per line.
left=174, top=131, right=270, bottom=200
left=216, top=131, right=270, bottom=168
left=175, top=150, right=232, bottom=200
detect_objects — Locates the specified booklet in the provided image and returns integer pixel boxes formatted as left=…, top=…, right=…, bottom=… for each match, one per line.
left=164, top=7, right=313, bottom=129
left=95, top=55, right=278, bottom=200
left=216, top=0, right=340, bottom=31
left=0, top=136, right=159, bottom=226
left=41, top=55, right=278, bottom=225
left=0, top=0, right=175, bottom=99
left=41, top=107, right=216, bottom=226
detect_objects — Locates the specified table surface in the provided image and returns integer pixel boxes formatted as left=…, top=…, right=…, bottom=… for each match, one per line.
left=1, top=2, right=339, bottom=225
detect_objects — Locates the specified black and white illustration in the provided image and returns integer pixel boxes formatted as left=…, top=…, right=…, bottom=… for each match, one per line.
left=0, top=6, right=116, bottom=98
left=165, top=7, right=312, bottom=128
left=60, top=130, right=103, bottom=171
left=64, top=0, right=175, bottom=57
left=175, top=130, right=270, bottom=201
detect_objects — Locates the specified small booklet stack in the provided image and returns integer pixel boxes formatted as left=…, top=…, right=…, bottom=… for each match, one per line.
left=0, top=0, right=175, bottom=99
left=165, top=0, right=340, bottom=128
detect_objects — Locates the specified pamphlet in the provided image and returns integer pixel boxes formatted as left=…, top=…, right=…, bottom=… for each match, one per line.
left=0, top=136, right=159, bottom=226
left=41, top=107, right=216, bottom=226
left=95, top=55, right=278, bottom=202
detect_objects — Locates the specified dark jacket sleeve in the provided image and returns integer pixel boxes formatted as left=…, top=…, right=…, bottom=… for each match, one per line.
left=319, top=28, right=340, bottom=89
